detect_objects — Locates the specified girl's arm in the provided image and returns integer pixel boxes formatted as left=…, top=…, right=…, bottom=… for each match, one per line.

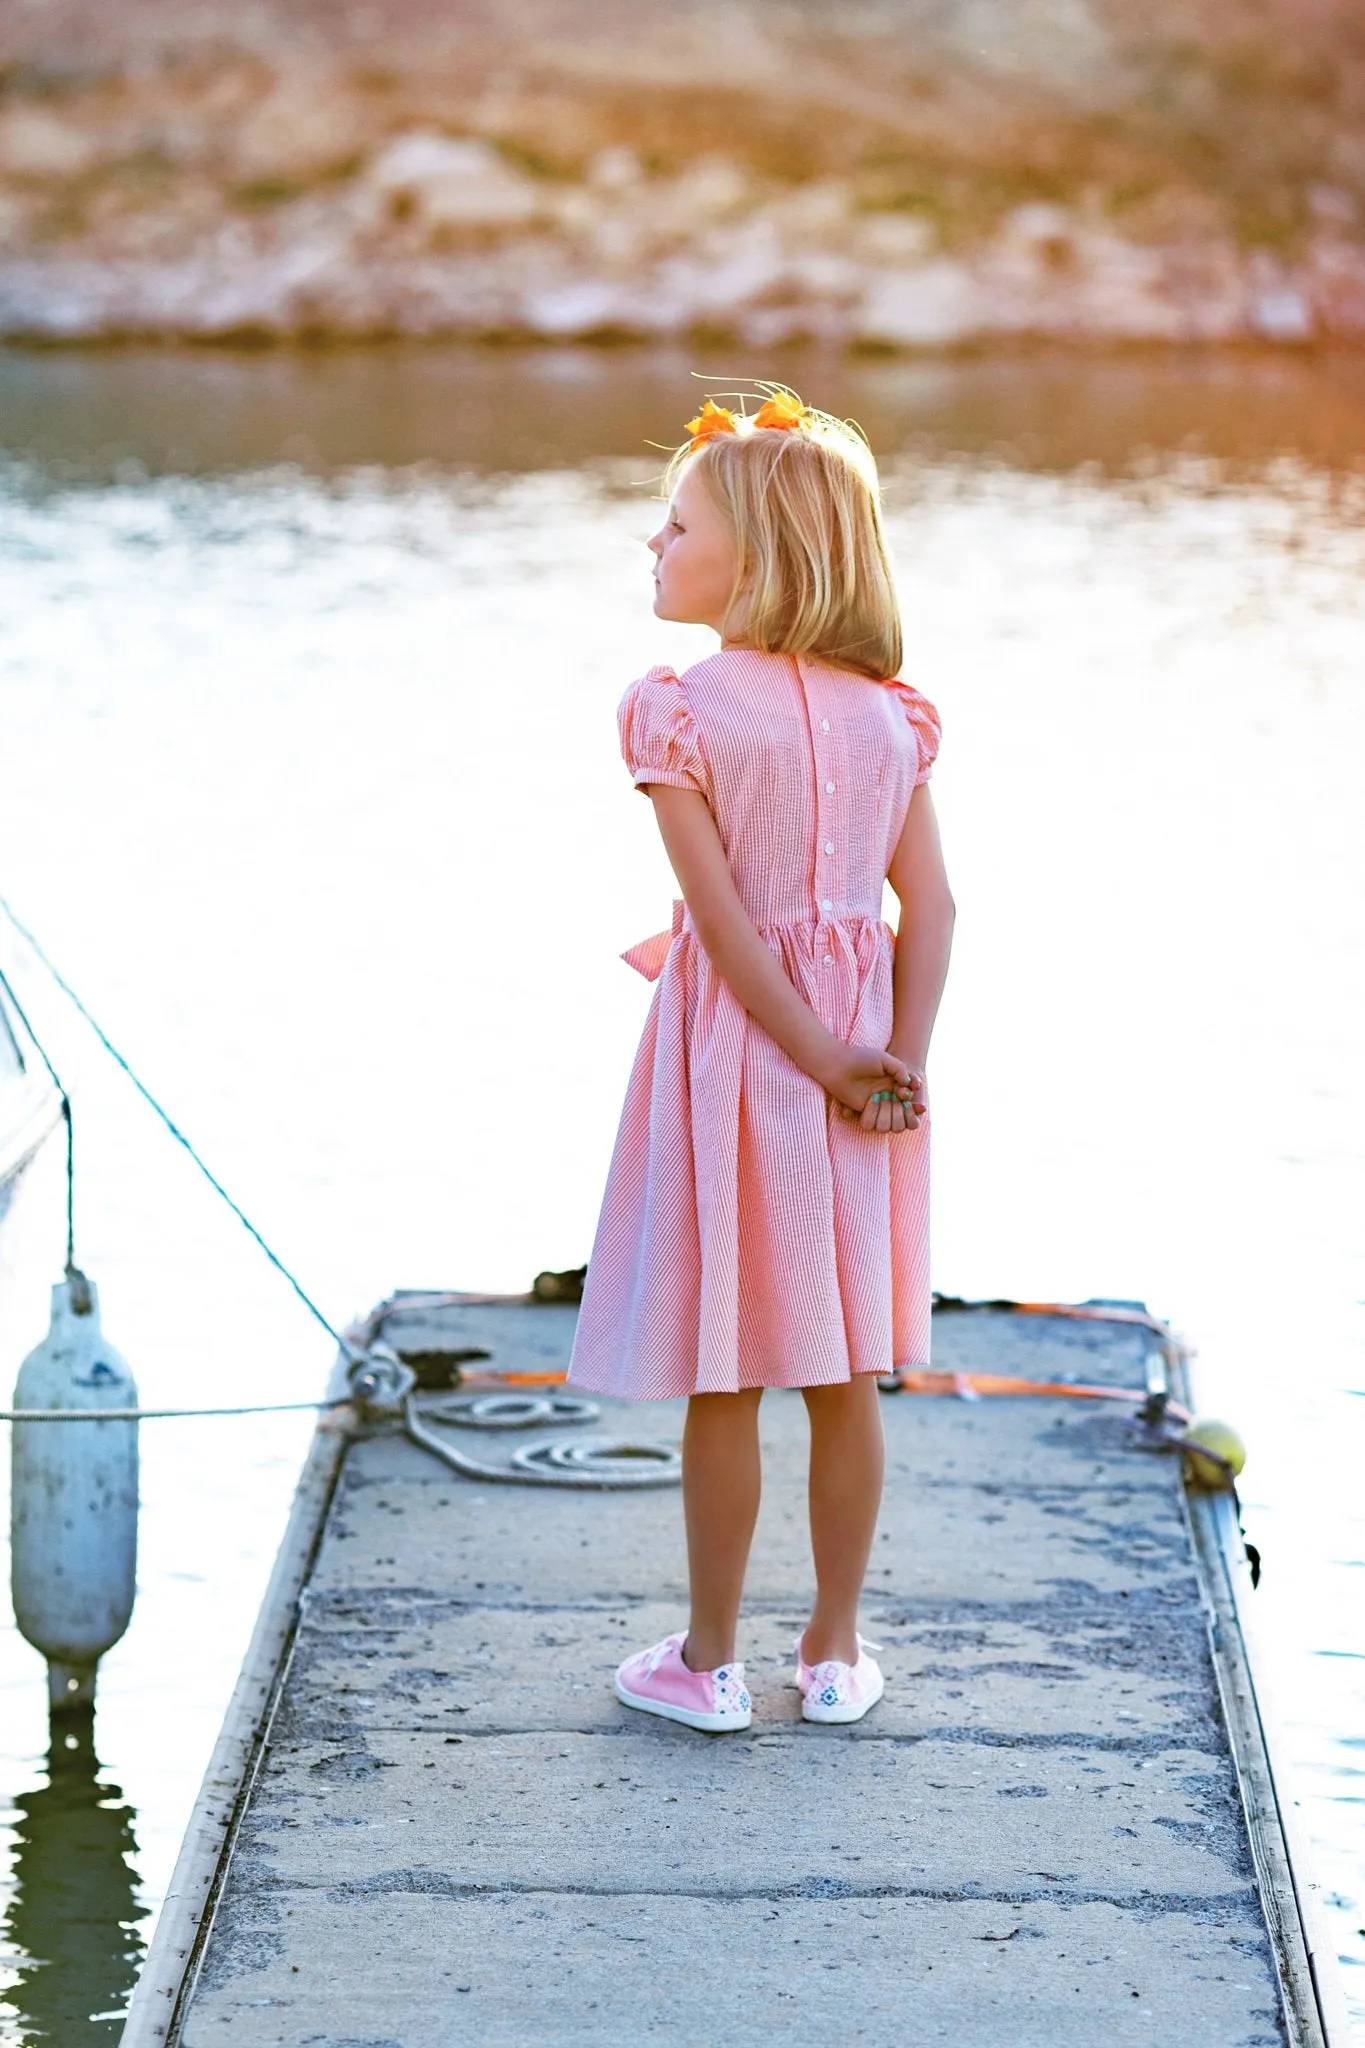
left=885, top=784, right=956, bottom=1076
left=645, top=784, right=910, bottom=1116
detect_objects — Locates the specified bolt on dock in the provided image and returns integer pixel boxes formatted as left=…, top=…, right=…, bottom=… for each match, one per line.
left=123, top=1297, right=1345, bottom=2046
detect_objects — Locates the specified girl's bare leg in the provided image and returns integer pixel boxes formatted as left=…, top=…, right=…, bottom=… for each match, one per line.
left=681, top=1388, right=764, bottom=1671
left=800, top=1376, right=886, bottom=1665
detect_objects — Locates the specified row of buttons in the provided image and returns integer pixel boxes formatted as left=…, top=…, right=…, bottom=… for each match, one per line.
left=819, top=717, right=834, bottom=961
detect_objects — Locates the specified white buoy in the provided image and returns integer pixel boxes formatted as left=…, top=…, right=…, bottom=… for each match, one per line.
left=10, top=1270, right=138, bottom=1713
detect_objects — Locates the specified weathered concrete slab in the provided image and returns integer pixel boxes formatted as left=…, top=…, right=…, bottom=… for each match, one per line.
left=312, top=1456, right=1191, bottom=1608
left=212, top=1727, right=1253, bottom=1901
left=274, top=1600, right=1207, bottom=1743
left=365, top=1298, right=1158, bottom=1395
left=342, top=1382, right=1175, bottom=1495
left=182, top=1895, right=1284, bottom=2048
left=170, top=1305, right=1288, bottom=2047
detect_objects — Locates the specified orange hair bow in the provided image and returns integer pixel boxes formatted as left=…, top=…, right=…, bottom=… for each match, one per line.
left=752, top=389, right=812, bottom=433
left=683, top=399, right=739, bottom=453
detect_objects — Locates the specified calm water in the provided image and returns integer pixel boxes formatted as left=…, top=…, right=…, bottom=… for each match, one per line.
left=0, top=346, right=1362, bottom=2040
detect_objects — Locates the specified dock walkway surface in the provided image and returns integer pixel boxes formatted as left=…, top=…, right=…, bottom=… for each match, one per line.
left=132, top=1299, right=1338, bottom=2047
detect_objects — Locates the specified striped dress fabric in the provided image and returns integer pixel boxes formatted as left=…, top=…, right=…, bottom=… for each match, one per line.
left=567, top=646, right=942, bottom=1400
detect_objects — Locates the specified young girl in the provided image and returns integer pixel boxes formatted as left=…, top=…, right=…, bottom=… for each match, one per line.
left=568, top=389, right=955, bottom=1732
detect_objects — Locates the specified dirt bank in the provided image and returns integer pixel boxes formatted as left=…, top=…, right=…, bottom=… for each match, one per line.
left=2, top=0, right=1363, bottom=346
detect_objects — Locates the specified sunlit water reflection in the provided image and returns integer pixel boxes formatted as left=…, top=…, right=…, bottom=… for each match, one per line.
left=0, top=350, right=1361, bottom=2038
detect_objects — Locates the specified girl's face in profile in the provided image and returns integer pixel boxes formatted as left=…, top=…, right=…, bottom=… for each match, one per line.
left=648, top=465, right=737, bottom=633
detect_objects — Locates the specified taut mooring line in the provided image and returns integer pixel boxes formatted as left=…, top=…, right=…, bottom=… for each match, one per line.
left=0, top=897, right=354, bottom=1358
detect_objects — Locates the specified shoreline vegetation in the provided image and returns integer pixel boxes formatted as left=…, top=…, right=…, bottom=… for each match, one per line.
left=2, top=0, right=1365, bottom=351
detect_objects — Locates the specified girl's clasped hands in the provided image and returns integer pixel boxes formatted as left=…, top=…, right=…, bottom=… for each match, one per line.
left=827, top=1047, right=928, bottom=1133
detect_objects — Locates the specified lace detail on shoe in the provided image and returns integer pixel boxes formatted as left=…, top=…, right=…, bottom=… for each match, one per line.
left=644, top=1633, right=685, bottom=1678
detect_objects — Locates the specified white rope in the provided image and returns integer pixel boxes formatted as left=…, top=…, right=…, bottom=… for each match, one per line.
left=0, top=1399, right=350, bottom=1422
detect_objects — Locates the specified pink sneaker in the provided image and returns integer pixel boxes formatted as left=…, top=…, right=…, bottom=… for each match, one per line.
left=795, top=1634, right=884, bottom=1724
left=614, top=1632, right=752, bottom=1733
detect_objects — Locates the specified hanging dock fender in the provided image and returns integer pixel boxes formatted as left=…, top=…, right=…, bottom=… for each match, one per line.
left=10, top=1270, right=139, bottom=1713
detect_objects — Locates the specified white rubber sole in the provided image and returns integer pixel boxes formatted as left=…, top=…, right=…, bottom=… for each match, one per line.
left=800, top=1665, right=885, bottom=1725
left=614, top=1673, right=751, bottom=1733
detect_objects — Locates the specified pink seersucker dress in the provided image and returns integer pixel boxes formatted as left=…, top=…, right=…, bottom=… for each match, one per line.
left=567, top=646, right=942, bottom=1400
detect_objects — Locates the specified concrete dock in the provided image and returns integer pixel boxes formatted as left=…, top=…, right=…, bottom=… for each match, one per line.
left=126, top=1298, right=1341, bottom=2046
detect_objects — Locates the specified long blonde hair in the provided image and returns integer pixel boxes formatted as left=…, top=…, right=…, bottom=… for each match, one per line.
left=664, top=397, right=902, bottom=680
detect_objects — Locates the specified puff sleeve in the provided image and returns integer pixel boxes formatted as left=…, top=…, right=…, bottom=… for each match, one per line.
left=892, top=681, right=942, bottom=787
left=618, top=666, right=708, bottom=797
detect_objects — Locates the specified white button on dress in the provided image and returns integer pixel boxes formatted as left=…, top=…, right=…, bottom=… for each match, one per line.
left=825, top=781, right=835, bottom=794
left=824, top=841, right=835, bottom=855
left=820, top=897, right=833, bottom=912
left=823, top=953, right=834, bottom=966
left=820, top=719, right=830, bottom=732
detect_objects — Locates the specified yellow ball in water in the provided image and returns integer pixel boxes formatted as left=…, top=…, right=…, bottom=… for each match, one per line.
left=1180, top=1416, right=1247, bottom=1491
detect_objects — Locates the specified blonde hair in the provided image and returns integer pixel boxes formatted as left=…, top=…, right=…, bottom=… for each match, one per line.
left=664, top=397, right=902, bottom=680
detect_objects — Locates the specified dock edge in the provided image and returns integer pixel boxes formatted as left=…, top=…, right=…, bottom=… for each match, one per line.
left=1170, top=1336, right=1352, bottom=2048
left=119, top=1371, right=354, bottom=2046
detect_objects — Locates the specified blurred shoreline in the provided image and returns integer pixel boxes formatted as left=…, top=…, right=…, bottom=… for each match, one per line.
left=6, top=344, right=1365, bottom=483
left=2, top=0, right=1364, bottom=348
